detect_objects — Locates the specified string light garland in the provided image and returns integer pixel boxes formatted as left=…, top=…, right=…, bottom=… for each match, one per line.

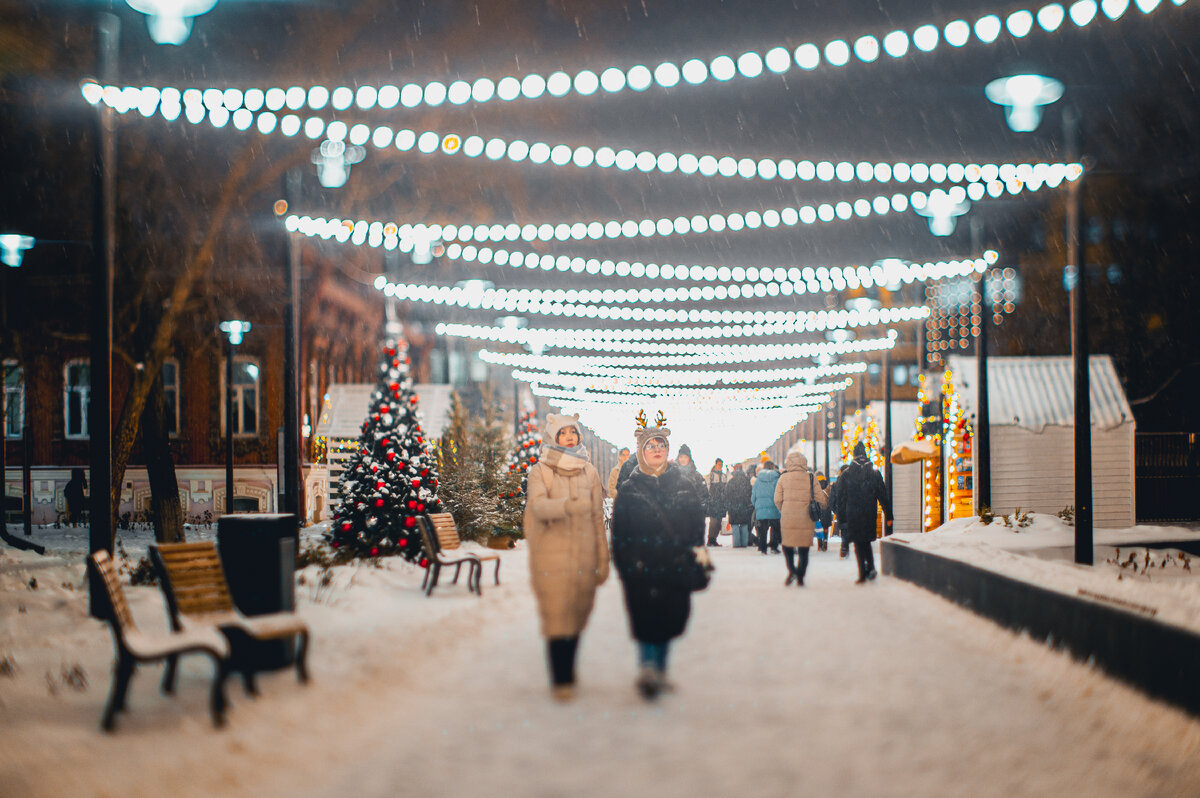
left=488, top=338, right=890, bottom=369
left=81, top=0, right=1185, bottom=116
left=75, top=87, right=1084, bottom=188
left=495, top=355, right=872, bottom=385
left=370, top=258, right=992, bottom=316
left=285, top=173, right=1069, bottom=248
left=924, top=266, right=1019, bottom=365
left=528, top=383, right=833, bottom=411
left=434, top=308, right=923, bottom=349
left=519, top=372, right=851, bottom=400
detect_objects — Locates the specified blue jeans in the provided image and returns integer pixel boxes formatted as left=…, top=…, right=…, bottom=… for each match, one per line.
left=731, top=523, right=750, bottom=547
left=638, top=642, right=670, bottom=672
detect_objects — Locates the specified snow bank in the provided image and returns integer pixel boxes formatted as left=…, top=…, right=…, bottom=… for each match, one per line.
left=894, top=516, right=1200, bottom=633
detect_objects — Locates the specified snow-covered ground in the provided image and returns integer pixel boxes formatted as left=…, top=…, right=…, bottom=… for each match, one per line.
left=894, top=516, right=1200, bottom=633
left=3, top=525, right=1200, bottom=798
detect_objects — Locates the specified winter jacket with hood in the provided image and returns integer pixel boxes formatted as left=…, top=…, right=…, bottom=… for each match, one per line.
left=750, top=467, right=781, bottom=520
left=836, top=451, right=894, bottom=545
left=704, top=468, right=727, bottom=519
left=723, top=469, right=753, bottom=525
left=773, top=449, right=829, bottom=548
left=523, top=417, right=610, bottom=638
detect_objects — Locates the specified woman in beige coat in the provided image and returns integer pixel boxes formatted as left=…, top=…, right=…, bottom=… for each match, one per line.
left=524, top=413, right=609, bottom=700
left=773, top=448, right=828, bottom=587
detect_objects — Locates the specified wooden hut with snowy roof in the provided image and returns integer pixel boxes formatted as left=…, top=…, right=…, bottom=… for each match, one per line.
left=946, top=354, right=1136, bottom=528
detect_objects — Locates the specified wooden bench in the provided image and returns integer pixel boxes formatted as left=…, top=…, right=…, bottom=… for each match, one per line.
left=89, top=550, right=230, bottom=731
left=150, top=541, right=310, bottom=697
left=416, top=515, right=482, bottom=596
left=425, top=512, right=502, bottom=593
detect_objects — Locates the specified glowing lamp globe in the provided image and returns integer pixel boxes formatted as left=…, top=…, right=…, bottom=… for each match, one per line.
left=985, top=74, right=1065, bottom=132
left=125, top=0, right=217, bottom=45
left=913, top=189, right=970, bottom=236
left=0, top=234, right=34, bottom=267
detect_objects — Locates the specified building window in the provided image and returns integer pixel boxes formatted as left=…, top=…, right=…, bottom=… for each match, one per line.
left=64, top=360, right=90, bottom=439
left=162, top=359, right=180, bottom=436
left=3, top=361, right=23, bottom=439
left=221, top=357, right=259, bottom=437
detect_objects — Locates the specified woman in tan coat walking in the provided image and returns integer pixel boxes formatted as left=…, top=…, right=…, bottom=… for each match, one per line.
left=524, top=413, right=610, bottom=700
left=773, top=448, right=828, bottom=587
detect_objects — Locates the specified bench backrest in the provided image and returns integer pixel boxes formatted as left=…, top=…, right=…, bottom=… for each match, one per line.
left=426, top=513, right=463, bottom=551
left=152, top=541, right=235, bottom=619
left=90, top=550, right=135, bottom=634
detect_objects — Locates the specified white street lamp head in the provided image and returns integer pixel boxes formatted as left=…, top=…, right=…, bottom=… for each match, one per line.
left=311, top=140, right=365, bottom=189
left=453, top=278, right=494, bottom=309
left=985, top=74, right=1065, bottom=132
left=912, top=188, right=970, bottom=236
left=495, top=315, right=529, bottom=330
left=219, top=319, right=251, bottom=345
left=0, top=234, right=34, bottom=267
left=125, top=0, right=217, bottom=45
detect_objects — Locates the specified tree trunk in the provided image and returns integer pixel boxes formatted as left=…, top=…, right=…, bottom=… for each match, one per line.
left=142, top=372, right=184, bottom=543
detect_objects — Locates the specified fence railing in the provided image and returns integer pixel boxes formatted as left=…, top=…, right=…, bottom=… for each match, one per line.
left=1136, top=432, right=1200, bottom=522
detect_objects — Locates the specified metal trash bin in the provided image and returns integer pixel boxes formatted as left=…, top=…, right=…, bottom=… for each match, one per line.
left=217, top=513, right=298, bottom=670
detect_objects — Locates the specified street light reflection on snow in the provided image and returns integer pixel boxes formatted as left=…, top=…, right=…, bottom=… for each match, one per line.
left=985, top=73, right=1065, bottom=132
left=125, top=0, right=216, bottom=45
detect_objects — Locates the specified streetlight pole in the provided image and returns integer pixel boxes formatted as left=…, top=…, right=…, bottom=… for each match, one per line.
left=220, top=321, right=250, bottom=514
left=282, top=170, right=301, bottom=520
left=225, top=332, right=235, bottom=514
left=1066, top=107, right=1093, bottom=565
left=972, top=219, right=991, bottom=512
left=88, top=12, right=118, bottom=619
left=883, top=347, right=893, bottom=530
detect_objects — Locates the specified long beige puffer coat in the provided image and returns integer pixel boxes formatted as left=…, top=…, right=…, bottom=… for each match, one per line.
left=524, top=460, right=610, bottom=638
left=773, top=449, right=829, bottom=548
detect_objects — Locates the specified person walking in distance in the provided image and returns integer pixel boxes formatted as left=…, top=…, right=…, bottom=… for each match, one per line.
left=524, top=414, right=610, bottom=701
left=750, top=459, right=782, bottom=554
left=724, top=463, right=753, bottom=548
left=773, top=448, right=828, bottom=587
left=611, top=412, right=706, bottom=700
left=838, top=442, right=893, bottom=583
left=607, top=447, right=631, bottom=499
left=704, top=458, right=727, bottom=546
left=827, top=464, right=851, bottom=559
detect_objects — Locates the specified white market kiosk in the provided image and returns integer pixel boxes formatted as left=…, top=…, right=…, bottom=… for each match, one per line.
left=934, top=354, right=1136, bottom=529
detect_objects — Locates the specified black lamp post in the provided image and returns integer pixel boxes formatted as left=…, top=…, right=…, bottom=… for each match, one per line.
left=219, top=320, right=250, bottom=514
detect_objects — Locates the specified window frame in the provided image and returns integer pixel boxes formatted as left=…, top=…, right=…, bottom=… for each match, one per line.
left=64, top=359, right=90, bottom=440
left=3, top=360, right=23, bottom=440
left=161, top=358, right=181, bottom=437
left=220, top=355, right=260, bottom=438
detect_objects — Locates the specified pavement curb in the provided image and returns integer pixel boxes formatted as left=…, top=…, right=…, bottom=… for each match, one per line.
left=881, top=538, right=1200, bottom=718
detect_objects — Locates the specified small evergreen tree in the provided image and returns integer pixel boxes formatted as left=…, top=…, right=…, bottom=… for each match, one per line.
left=507, top=409, right=541, bottom=493
left=326, top=339, right=441, bottom=562
left=436, top=389, right=524, bottom=542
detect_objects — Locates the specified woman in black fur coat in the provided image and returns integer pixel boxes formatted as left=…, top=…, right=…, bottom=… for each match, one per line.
left=611, top=418, right=706, bottom=700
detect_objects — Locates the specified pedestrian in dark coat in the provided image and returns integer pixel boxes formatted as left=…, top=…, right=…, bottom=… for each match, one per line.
left=723, top=465, right=753, bottom=547
left=827, top=464, right=851, bottom=558
left=837, top=442, right=894, bottom=583
left=64, top=468, right=87, bottom=526
left=611, top=420, right=706, bottom=700
left=703, top=459, right=727, bottom=546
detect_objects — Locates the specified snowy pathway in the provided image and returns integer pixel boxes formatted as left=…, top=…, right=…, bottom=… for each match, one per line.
left=4, top=540, right=1200, bottom=797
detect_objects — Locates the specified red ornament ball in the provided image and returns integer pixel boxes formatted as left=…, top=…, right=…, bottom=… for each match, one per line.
left=417, top=502, right=425, bottom=511
left=370, top=547, right=379, bottom=557
left=381, top=438, right=391, bottom=447
left=376, top=481, right=385, bottom=490
left=379, top=405, right=390, bottom=414
left=411, top=477, right=421, bottom=487
left=389, top=382, right=399, bottom=391
left=375, top=498, right=385, bottom=508
left=399, top=537, right=408, bottom=547
left=430, top=478, right=438, bottom=487
left=419, top=558, right=429, bottom=568
left=407, top=500, right=417, bottom=510
left=341, top=521, right=351, bottom=532
left=404, top=517, right=416, bottom=528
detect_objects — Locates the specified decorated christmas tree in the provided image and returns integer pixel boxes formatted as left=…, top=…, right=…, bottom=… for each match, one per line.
left=326, top=339, right=441, bottom=561
left=507, top=409, right=541, bottom=492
